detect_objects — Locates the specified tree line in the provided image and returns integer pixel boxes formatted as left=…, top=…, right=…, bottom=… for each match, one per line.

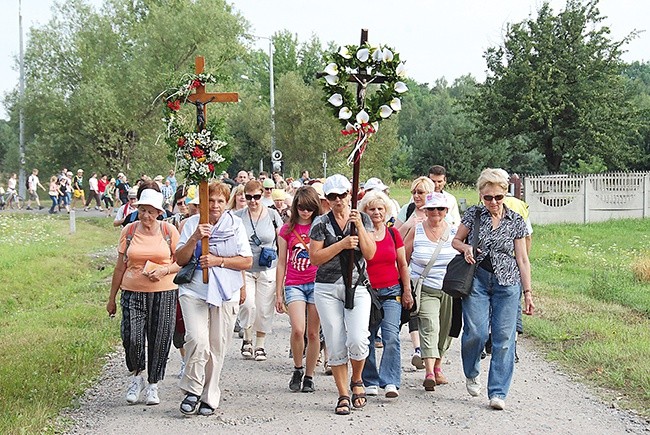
left=1, top=0, right=648, bottom=185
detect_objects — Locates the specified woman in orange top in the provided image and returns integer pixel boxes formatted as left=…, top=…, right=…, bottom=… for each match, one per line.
left=107, top=188, right=181, bottom=407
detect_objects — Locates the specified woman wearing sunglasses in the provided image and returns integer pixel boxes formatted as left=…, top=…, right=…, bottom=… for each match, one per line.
left=452, top=168, right=535, bottom=411
left=404, top=192, right=458, bottom=391
left=275, top=186, right=321, bottom=393
left=234, top=180, right=283, bottom=362
left=309, top=174, right=376, bottom=415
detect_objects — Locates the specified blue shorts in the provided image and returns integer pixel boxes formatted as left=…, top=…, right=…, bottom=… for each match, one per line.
left=284, top=282, right=315, bottom=305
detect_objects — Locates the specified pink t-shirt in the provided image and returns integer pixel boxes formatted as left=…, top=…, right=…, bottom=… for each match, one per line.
left=366, top=227, right=403, bottom=289
left=279, top=223, right=317, bottom=285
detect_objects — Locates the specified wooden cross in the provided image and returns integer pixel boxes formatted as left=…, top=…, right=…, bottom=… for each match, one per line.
left=344, top=29, right=387, bottom=302
left=189, top=56, right=239, bottom=283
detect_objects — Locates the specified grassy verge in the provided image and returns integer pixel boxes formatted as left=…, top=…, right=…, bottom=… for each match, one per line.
left=0, top=214, right=119, bottom=434
left=527, top=219, right=650, bottom=417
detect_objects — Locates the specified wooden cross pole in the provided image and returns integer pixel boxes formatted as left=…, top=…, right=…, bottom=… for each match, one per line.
left=188, top=56, right=239, bottom=283
left=345, top=29, right=387, bottom=292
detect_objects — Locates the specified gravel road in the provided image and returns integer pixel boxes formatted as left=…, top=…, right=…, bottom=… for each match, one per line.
left=63, top=312, right=649, bottom=434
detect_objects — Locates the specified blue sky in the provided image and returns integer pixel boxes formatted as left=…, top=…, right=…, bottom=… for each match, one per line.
left=1, top=0, right=648, bottom=119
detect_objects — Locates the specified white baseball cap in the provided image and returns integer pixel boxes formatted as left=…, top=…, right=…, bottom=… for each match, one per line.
left=323, top=174, right=351, bottom=195
left=420, top=192, right=449, bottom=210
left=364, top=177, right=388, bottom=192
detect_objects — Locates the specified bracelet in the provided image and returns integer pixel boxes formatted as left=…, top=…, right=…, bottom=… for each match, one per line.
left=220, top=257, right=225, bottom=268
left=524, top=289, right=532, bottom=294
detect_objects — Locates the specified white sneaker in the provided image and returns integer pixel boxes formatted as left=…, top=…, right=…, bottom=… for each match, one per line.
left=145, top=383, right=160, bottom=405
left=466, top=377, right=481, bottom=397
left=385, top=384, right=399, bottom=398
left=125, top=375, right=145, bottom=404
left=411, top=350, right=424, bottom=370
left=489, top=397, right=505, bottom=410
left=365, top=385, right=379, bottom=396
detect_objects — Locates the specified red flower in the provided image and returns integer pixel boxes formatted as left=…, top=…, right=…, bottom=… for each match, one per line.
left=191, top=80, right=202, bottom=89
left=167, top=100, right=181, bottom=111
left=191, top=147, right=205, bottom=158
left=208, top=163, right=215, bottom=172
left=177, top=137, right=186, bottom=147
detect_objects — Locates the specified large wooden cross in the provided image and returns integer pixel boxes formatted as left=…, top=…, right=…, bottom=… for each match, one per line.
left=345, top=29, right=387, bottom=302
left=188, top=56, right=239, bottom=282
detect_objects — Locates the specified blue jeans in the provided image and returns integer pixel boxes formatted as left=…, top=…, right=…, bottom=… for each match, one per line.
left=461, top=267, right=520, bottom=400
left=362, top=284, right=402, bottom=388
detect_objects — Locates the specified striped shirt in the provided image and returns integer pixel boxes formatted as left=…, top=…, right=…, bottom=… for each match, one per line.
left=409, top=223, right=458, bottom=289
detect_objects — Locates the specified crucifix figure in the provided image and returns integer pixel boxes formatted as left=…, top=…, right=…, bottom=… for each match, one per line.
left=343, top=29, right=388, bottom=303
left=188, top=56, right=239, bottom=282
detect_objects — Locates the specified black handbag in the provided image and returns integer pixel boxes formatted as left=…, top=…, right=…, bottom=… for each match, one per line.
left=367, top=284, right=384, bottom=329
left=441, top=208, right=481, bottom=298
left=173, top=254, right=198, bottom=285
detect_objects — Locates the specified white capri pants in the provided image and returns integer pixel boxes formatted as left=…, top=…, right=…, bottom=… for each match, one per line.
left=239, top=268, right=276, bottom=334
left=314, top=281, right=370, bottom=366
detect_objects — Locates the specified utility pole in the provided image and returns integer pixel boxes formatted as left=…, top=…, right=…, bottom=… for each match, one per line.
left=18, top=0, right=26, bottom=198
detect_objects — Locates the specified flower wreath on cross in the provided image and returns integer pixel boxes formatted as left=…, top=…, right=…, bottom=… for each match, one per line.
left=322, top=43, right=408, bottom=162
left=161, top=73, right=230, bottom=184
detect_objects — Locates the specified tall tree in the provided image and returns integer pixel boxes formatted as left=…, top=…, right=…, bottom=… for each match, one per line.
left=467, top=0, right=644, bottom=173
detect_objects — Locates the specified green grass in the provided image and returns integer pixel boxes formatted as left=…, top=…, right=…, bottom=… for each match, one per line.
left=527, top=219, right=650, bottom=416
left=0, top=214, right=120, bottom=434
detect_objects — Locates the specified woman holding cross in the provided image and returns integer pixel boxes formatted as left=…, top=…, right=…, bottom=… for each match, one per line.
left=309, top=174, right=376, bottom=415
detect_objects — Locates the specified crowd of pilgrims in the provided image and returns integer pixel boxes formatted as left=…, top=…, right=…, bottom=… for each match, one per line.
left=105, top=165, right=534, bottom=416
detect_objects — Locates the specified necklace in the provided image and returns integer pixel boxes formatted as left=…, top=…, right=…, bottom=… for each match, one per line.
left=424, top=220, right=445, bottom=242
left=374, top=225, right=385, bottom=240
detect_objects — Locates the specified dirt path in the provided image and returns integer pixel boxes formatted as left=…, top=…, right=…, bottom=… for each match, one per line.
left=62, top=312, right=649, bottom=434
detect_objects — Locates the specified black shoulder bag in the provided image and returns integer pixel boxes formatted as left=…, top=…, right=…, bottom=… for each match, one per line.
left=441, top=207, right=482, bottom=298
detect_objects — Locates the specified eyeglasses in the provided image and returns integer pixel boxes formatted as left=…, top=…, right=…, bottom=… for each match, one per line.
left=482, top=194, right=505, bottom=202
left=325, top=192, right=348, bottom=201
left=245, top=194, right=262, bottom=201
left=176, top=201, right=187, bottom=206
left=425, top=207, right=447, bottom=211
left=411, top=190, right=427, bottom=195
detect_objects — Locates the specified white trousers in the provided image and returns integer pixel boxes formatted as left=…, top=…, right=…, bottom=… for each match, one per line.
left=239, top=268, right=276, bottom=334
left=178, top=294, right=238, bottom=409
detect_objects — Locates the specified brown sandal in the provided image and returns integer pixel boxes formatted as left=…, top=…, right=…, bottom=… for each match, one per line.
left=350, top=380, right=367, bottom=409
left=335, top=395, right=351, bottom=415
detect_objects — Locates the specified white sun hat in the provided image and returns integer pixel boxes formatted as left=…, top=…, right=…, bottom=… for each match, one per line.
left=134, top=189, right=164, bottom=212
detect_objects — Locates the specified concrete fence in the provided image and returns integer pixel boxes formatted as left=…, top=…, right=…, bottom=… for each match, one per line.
left=523, top=172, right=650, bottom=224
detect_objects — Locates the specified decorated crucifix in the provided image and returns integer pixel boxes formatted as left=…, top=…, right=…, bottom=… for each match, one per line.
left=321, top=29, right=408, bottom=302
left=162, top=56, right=239, bottom=283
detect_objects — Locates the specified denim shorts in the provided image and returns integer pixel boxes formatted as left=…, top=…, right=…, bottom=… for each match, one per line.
left=284, top=282, right=315, bottom=305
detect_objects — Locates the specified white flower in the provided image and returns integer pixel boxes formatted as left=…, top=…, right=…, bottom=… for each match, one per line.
left=327, top=93, right=343, bottom=107
left=344, top=122, right=356, bottom=132
left=324, top=63, right=339, bottom=76
left=371, top=121, right=379, bottom=132
left=379, top=105, right=393, bottom=118
left=382, top=48, right=394, bottom=62
left=356, top=110, right=369, bottom=124
left=372, top=48, right=383, bottom=62
left=338, top=46, right=352, bottom=59
left=356, top=48, right=369, bottom=62
left=390, top=97, right=402, bottom=111
left=396, top=63, right=407, bottom=77
left=394, top=81, right=408, bottom=93
left=325, top=75, right=339, bottom=86
left=339, top=107, right=352, bottom=120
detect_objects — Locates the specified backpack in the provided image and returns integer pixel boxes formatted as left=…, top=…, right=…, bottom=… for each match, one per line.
left=406, top=202, right=416, bottom=220
left=26, top=176, right=31, bottom=191
left=123, top=221, right=172, bottom=264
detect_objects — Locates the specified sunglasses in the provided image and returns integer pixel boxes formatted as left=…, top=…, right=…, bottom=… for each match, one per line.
left=176, top=201, right=187, bottom=206
left=325, top=192, right=348, bottom=201
left=245, top=194, right=262, bottom=201
left=425, top=207, right=447, bottom=211
left=482, top=194, right=505, bottom=202
left=411, top=190, right=427, bottom=195
left=264, top=187, right=273, bottom=191
left=297, top=205, right=314, bottom=212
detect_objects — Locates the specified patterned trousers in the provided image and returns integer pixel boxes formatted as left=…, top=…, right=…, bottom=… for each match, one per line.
left=120, top=289, right=177, bottom=384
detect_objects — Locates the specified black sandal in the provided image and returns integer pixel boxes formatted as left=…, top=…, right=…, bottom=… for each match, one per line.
left=180, top=393, right=200, bottom=415
left=198, top=402, right=215, bottom=416
left=350, top=380, right=367, bottom=409
left=335, top=395, right=351, bottom=415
